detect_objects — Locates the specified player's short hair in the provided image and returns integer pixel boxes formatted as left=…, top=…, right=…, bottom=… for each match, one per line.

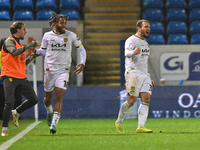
left=136, top=19, right=149, bottom=29
left=48, top=13, right=69, bottom=27
left=10, top=21, right=24, bottom=34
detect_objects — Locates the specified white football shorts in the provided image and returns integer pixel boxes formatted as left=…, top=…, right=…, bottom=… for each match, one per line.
left=125, top=71, right=153, bottom=97
left=44, top=69, right=69, bottom=92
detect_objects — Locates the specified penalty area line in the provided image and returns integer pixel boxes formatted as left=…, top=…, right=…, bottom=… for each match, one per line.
left=0, top=121, right=41, bottom=150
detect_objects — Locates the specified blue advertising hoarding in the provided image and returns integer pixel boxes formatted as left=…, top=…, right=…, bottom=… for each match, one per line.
left=150, top=86, right=200, bottom=118
left=160, top=52, right=200, bottom=81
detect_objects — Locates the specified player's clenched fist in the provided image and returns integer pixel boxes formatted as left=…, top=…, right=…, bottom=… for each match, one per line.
left=133, top=48, right=141, bottom=55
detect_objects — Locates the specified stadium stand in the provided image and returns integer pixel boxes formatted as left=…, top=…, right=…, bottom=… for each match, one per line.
left=143, top=9, right=164, bottom=22
left=149, top=21, right=164, bottom=34
left=189, top=8, right=200, bottom=23
left=61, top=10, right=80, bottom=20
left=146, top=34, right=165, bottom=44
left=13, top=0, right=33, bottom=11
left=36, top=0, right=57, bottom=11
left=143, top=0, right=163, bottom=10
left=166, top=8, right=187, bottom=23
left=36, top=10, right=55, bottom=20
left=13, top=10, right=33, bottom=20
left=190, top=20, right=200, bottom=35
left=191, top=34, right=200, bottom=44
left=0, top=11, right=10, bottom=20
left=0, top=0, right=10, bottom=11
left=166, top=21, right=187, bottom=35
left=167, top=34, right=188, bottom=44
left=59, top=0, right=80, bottom=12
left=166, top=0, right=186, bottom=10
left=189, top=0, right=200, bottom=10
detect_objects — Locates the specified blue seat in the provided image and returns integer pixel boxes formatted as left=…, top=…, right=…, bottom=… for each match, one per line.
left=61, top=10, right=79, bottom=20
left=146, top=34, right=165, bottom=45
left=191, top=34, right=200, bottom=44
left=189, top=0, right=200, bottom=10
left=59, top=0, right=80, bottom=12
left=143, top=9, right=163, bottom=22
left=143, top=0, right=163, bottom=10
left=149, top=21, right=164, bottom=34
left=166, top=0, right=186, bottom=10
left=190, top=21, right=200, bottom=35
left=13, top=10, right=33, bottom=20
left=36, top=0, right=57, bottom=11
left=13, top=0, right=33, bottom=11
left=166, top=21, right=187, bottom=35
left=36, top=10, right=55, bottom=20
left=189, top=8, right=200, bottom=23
left=0, top=0, right=10, bottom=11
left=0, top=11, right=10, bottom=20
left=166, top=8, right=187, bottom=23
left=167, top=34, right=188, bottom=44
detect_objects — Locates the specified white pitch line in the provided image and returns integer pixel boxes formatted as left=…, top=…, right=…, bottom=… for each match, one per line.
left=0, top=121, right=41, bottom=150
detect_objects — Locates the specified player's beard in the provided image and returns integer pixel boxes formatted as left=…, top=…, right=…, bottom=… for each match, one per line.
left=141, top=29, right=150, bottom=39
left=57, top=26, right=65, bottom=34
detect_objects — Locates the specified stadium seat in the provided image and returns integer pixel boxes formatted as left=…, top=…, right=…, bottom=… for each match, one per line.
left=0, top=0, right=10, bottom=11
left=13, top=10, right=33, bottom=21
left=61, top=10, right=79, bottom=20
left=190, top=21, right=200, bottom=35
left=191, top=34, right=200, bottom=44
left=189, top=0, right=200, bottom=10
left=167, top=34, right=188, bottom=44
left=166, top=0, right=186, bottom=10
left=59, top=0, right=80, bottom=12
left=143, top=0, right=163, bottom=10
left=36, top=0, right=57, bottom=11
left=146, top=34, right=165, bottom=45
left=149, top=21, right=164, bottom=34
left=0, top=11, right=10, bottom=20
left=166, top=8, right=187, bottom=23
left=143, top=9, right=164, bottom=22
left=189, top=8, right=200, bottom=23
left=13, top=0, right=33, bottom=11
left=166, top=21, right=187, bottom=35
left=36, top=10, right=55, bottom=20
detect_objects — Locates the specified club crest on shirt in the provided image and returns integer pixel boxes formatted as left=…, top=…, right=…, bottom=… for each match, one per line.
left=64, top=38, right=68, bottom=43
left=76, top=35, right=80, bottom=41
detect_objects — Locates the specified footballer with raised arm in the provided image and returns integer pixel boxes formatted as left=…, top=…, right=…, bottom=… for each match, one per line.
left=115, top=19, right=155, bottom=133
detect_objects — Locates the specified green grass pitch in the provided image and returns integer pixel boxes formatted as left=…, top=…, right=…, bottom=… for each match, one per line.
left=0, top=118, right=200, bottom=150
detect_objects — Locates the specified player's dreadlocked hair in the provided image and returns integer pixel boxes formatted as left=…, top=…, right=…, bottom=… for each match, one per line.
left=48, top=13, right=69, bottom=27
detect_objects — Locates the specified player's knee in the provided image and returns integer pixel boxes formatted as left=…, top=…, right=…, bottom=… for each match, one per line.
left=127, top=95, right=137, bottom=106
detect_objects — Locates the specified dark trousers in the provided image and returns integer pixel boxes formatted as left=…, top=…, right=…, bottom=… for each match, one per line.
left=2, top=76, right=38, bottom=127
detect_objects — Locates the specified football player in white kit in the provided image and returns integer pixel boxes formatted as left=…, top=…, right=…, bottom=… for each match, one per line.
left=115, top=20, right=155, bottom=133
left=36, top=13, right=86, bottom=134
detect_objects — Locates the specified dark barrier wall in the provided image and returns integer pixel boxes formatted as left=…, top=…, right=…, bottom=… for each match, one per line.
left=19, top=86, right=200, bottom=119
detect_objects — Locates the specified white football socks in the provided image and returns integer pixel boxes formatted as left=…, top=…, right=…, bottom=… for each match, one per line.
left=45, top=105, right=53, bottom=114
left=117, top=101, right=131, bottom=124
left=51, top=112, right=61, bottom=127
left=138, top=102, right=149, bottom=127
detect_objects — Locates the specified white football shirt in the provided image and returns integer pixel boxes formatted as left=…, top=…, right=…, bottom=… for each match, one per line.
left=41, top=29, right=82, bottom=72
left=124, top=35, right=150, bottom=74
